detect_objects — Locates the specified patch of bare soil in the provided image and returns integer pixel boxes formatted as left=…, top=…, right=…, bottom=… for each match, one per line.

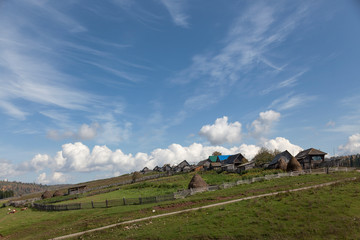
left=154, top=201, right=196, bottom=211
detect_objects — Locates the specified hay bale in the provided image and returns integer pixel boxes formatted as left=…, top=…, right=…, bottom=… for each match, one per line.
left=287, top=157, right=302, bottom=172
left=52, top=190, right=64, bottom=197
left=277, top=157, right=288, bottom=171
left=188, top=174, right=208, bottom=189
left=41, top=191, right=52, bottom=199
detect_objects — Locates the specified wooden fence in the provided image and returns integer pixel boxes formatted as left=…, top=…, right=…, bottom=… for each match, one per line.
left=33, top=167, right=354, bottom=211
left=33, top=193, right=175, bottom=211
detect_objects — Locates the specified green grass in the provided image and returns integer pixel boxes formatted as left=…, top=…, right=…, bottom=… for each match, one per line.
left=0, top=171, right=359, bottom=240
left=75, top=176, right=360, bottom=240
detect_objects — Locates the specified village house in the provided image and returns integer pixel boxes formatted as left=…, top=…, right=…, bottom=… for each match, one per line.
left=268, top=150, right=293, bottom=169
left=173, top=160, right=190, bottom=172
left=236, top=161, right=256, bottom=173
left=221, top=153, right=247, bottom=167
left=197, top=159, right=211, bottom=170
left=295, top=148, right=327, bottom=169
left=140, top=167, right=152, bottom=174
left=153, top=166, right=162, bottom=172
left=67, top=185, right=86, bottom=195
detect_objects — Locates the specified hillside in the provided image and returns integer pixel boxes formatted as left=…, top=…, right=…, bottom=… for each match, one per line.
left=1, top=170, right=359, bottom=239
left=0, top=181, right=69, bottom=198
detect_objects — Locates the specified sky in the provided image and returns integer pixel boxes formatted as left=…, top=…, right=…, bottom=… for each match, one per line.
left=1, top=0, right=360, bottom=184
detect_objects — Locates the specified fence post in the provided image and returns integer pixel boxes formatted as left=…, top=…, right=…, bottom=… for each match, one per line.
left=123, top=197, right=126, bottom=205
left=106, top=199, right=108, bottom=208
left=91, top=201, right=94, bottom=208
left=79, top=203, right=82, bottom=209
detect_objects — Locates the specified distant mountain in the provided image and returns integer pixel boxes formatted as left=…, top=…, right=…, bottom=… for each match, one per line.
left=0, top=181, right=69, bottom=197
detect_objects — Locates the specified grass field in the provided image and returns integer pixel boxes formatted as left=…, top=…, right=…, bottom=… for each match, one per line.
left=78, top=177, right=360, bottom=240
left=1, top=171, right=359, bottom=239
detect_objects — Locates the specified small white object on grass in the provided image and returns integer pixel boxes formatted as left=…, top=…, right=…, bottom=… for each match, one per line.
left=152, top=209, right=155, bottom=213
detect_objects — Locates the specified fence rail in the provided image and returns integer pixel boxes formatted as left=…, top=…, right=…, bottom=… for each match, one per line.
left=33, top=193, right=175, bottom=211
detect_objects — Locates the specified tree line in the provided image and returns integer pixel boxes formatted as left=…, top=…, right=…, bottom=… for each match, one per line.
left=0, top=190, right=14, bottom=199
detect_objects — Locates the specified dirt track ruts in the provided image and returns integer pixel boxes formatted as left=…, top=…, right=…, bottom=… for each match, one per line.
left=50, top=177, right=357, bottom=240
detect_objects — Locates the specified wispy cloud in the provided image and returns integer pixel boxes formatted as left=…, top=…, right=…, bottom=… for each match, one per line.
left=261, top=70, right=307, bottom=95
left=269, top=93, right=317, bottom=111
left=24, top=1, right=87, bottom=33
left=171, top=1, right=312, bottom=112
left=160, top=0, right=189, bottom=27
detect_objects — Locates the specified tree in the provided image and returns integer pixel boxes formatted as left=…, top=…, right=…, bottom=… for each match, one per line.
left=131, top=172, right=142, bottom=183
left=253, top=147, right=277, bottom=167
left=212, top=151, right=222, bottom=156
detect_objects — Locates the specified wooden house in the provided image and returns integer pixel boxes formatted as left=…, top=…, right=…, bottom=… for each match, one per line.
left=162, top=164, right=172, bottom=172
left=67, top=185, right=86, bottom=195
left=236, top=161, right=255, bottom=173
left=140, top=167, right=152, bottom=174
left=268, top=150, right=293, bottom=169
left=174, top=160, right=190, bottom=172
left=295, top=148, right=327, bottom=169
left=153, top=166, right=162, bottom=172
left=209, top=162, right=222, bottom=170
left=197, top=159, right=211, bottom=170
left=221, top=153, right=247, bottom=167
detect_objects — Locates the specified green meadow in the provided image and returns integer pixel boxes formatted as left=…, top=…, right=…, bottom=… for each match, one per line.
left=0, top=171, right=359, bottom=240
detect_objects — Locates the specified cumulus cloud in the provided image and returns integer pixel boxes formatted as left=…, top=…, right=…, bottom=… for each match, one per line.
left=37, top=172, right=67, bottom=184
left=20, top=135, right=304, bottom=183
left=338, top=133, right=360, bottom=155
left=0, top=160, right=19, bottom=179
left=263, top=137, right=303, bottom=156
left=249, top=110, right=280, bottom=138
left=199, top=116, right=242, bottom=145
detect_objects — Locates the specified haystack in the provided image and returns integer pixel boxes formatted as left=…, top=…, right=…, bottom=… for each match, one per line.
left=286, top=157, right=302, bottom=172
left=188, top=174, right=208, bottom=189
left=41, top=190, right=52, bottom=199
left=52, top=190, right=64, bottom=197
left=277, top=157, right=288, bottom=171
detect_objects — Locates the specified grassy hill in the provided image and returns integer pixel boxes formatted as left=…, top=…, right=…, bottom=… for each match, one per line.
left=1, top=170, right=360, bottom=239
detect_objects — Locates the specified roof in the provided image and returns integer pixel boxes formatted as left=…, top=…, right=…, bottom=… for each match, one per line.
left=268, top=150, right=293, bottom=166
left=295, top=148, right=327, bottom=159
left=209, top=156, right=218, bottom=162
left=197, top=159, right=210, bottom=166
left=218, top=155, right=231, bottom=161
left=177, top=160, right=190, bottom=167
left=223, top=153, right=246, bottom=164
left=239, top=161, right=255, bottom=167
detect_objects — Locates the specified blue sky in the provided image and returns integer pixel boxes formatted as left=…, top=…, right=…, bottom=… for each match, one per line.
left=1, top=0, right=360, bottom=184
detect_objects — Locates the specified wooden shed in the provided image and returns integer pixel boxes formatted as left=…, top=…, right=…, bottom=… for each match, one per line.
left=295, top=148, right=327, bottom=169
left=67, top=185, right=87, bottom=195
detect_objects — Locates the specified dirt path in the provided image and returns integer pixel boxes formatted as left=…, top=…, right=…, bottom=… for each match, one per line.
left=50, top=177, right=357, bottom=240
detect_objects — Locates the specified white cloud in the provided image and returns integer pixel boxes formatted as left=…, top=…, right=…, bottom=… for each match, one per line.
left=326, top=120, right=335, bottom=127
left=0, top=160, right=19, bottom=179
left=23, top=136, right=302, bottom=182
left=261, top=71, right=306, bottom=95
left=249, top=110, right=280, bottom=138
left=270, top=94, right=317, bottom=111
left=160, top=0, right=189, bottom=27
left=36, top=172, right=67, bottom=184
left=47, top=123, right=100, bottom=141
left=263, top=137, right=303, bottom=156
left=37, top=173, right=49, bottom=184
left=338, top=133, right=360, bottom=155
left=199, top=116, right=242, bottom=145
